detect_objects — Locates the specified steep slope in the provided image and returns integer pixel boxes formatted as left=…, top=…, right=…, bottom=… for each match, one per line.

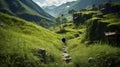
left=70, top=0, right=120, bottom=10
left=0, top=12, right=63, bottom=67
left=0, top=0, right=55, bottom=27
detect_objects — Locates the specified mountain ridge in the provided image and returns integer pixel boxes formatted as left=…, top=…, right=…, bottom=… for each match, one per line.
left=43, top=1, right=76, bottom=17
left=0, top=0, right=55, bottom=27
left=70, top=0, right=120, bottom=10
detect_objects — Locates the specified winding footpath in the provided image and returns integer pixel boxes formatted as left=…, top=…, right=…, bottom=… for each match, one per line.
left=62, top=46, right=72, bottom=63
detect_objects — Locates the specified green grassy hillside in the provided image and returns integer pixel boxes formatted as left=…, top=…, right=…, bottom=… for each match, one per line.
left=52, top=2, right=120, bottom=67
left=0, top=12, right=64, bottom=67
left=52, top=22, right=120, bottom=67
left=0, top=0, right=55, bottom=27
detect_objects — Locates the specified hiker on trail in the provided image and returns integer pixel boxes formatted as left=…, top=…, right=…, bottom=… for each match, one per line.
left=61, top=37, right=67, bottom=45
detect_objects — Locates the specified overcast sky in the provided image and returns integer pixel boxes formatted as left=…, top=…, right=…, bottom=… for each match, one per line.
left=33, top=0, right=76, bottom=7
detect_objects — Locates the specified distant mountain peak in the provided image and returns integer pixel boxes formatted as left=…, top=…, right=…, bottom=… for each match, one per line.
left=43, top=1, right=77, bottom=17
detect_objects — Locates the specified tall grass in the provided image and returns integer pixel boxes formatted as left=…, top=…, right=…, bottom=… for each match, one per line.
left=67, top=36, right=120, bottom=67
left=0, top=12, right=64, bottom=67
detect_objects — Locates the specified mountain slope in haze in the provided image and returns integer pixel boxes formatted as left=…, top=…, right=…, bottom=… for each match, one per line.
left=0, top=0, right=55, bottom=27
left=43, top=1, right=76, bottom=17
left=43, top=5, right=57, bottom=17
left=0, top=12, right=63, bottom=67
left=70, top=0, right=120, bottom=10
left=43, top=5, right=57, bottom=10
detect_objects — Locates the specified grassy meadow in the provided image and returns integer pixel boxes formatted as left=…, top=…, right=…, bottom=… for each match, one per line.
left=0, top=12, right=66, bottom=67
left=0, top=2, right=120, bottom=67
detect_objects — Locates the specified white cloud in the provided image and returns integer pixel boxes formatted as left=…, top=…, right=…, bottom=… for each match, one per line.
left=34, top=0, right=76, bottom=7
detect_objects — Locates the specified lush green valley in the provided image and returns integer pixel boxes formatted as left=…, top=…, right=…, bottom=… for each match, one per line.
left=51, top=2, right=120, bottom=67
left=0, top=0, right=120, bottom=67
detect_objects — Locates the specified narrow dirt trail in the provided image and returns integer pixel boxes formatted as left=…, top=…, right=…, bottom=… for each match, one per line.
left=62, top=45, right=72, bottom=64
